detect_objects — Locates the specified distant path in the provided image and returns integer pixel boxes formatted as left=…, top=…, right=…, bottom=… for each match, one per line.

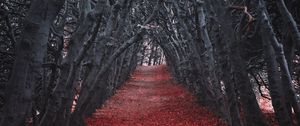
left=86, top=65, right=226, bottom=126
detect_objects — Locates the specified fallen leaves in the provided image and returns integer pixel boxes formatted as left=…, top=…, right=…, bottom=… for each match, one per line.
left=85, top=65, right=227, bottom=126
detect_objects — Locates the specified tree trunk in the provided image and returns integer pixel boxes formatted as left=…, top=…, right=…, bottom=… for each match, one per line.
left=205, top=0, right=267, bottom=125
left=275, top=0, right=300, bottom=48
left=260, top=22, right=293, bottom=126
left=0, top=0, right=64, bottom=125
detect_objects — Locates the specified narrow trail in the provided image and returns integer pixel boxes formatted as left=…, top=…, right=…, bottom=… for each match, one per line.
left=86, top=65, right=227, bottom=126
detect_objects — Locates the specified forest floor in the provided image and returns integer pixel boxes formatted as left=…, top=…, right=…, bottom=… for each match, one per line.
left=85, top=65, right=227, bottom=126
left=85, top=65, right=279, bottom=126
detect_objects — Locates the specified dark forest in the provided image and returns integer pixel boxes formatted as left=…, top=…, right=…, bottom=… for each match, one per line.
left=0, top=0, right=300, bottom=126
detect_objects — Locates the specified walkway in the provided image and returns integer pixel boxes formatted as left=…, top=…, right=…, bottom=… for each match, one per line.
left=86, top=65, right=226, bottom=126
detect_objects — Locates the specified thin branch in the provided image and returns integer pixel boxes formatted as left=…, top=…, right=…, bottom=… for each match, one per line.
left=250, top=71, right=271, bottom=100
left=229, top=5, right=254, bottom=32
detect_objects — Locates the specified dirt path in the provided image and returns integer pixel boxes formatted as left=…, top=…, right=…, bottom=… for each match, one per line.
left=86, top=65, right=226, bottom=126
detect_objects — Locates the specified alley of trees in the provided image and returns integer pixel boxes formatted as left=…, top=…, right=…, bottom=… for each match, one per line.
left=0, top=0, right=300, bottom=126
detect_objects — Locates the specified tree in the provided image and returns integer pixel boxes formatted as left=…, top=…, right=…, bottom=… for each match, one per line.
left=0, top=0, right=65, bottom=125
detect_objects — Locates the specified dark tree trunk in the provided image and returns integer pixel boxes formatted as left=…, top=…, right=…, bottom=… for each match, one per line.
left=205, top=0, right=267, bottom=125
left=260, top=24, right=293, bottom=126
left=0, top=0, right=65, bottom=125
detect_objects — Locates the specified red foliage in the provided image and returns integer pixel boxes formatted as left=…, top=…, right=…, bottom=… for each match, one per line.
left=85, top=65, right=227, bottom=126
left=259, top=98, right=297, bottom=126
left=258, top=98, right=279, bottom=126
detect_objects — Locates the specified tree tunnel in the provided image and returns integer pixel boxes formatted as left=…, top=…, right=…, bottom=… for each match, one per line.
left=138, top=36, right=165, bottom=66
left=0, top=0, right=300, bottom=126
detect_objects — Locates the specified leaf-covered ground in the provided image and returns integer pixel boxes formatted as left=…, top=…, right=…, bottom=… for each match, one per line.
left=86, top=65, right=227, bottom=126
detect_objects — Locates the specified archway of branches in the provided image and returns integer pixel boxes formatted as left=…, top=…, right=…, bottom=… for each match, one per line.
left=0, top=0, right=300, bottom=126
left=138, top=36, right=165, bottom=66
